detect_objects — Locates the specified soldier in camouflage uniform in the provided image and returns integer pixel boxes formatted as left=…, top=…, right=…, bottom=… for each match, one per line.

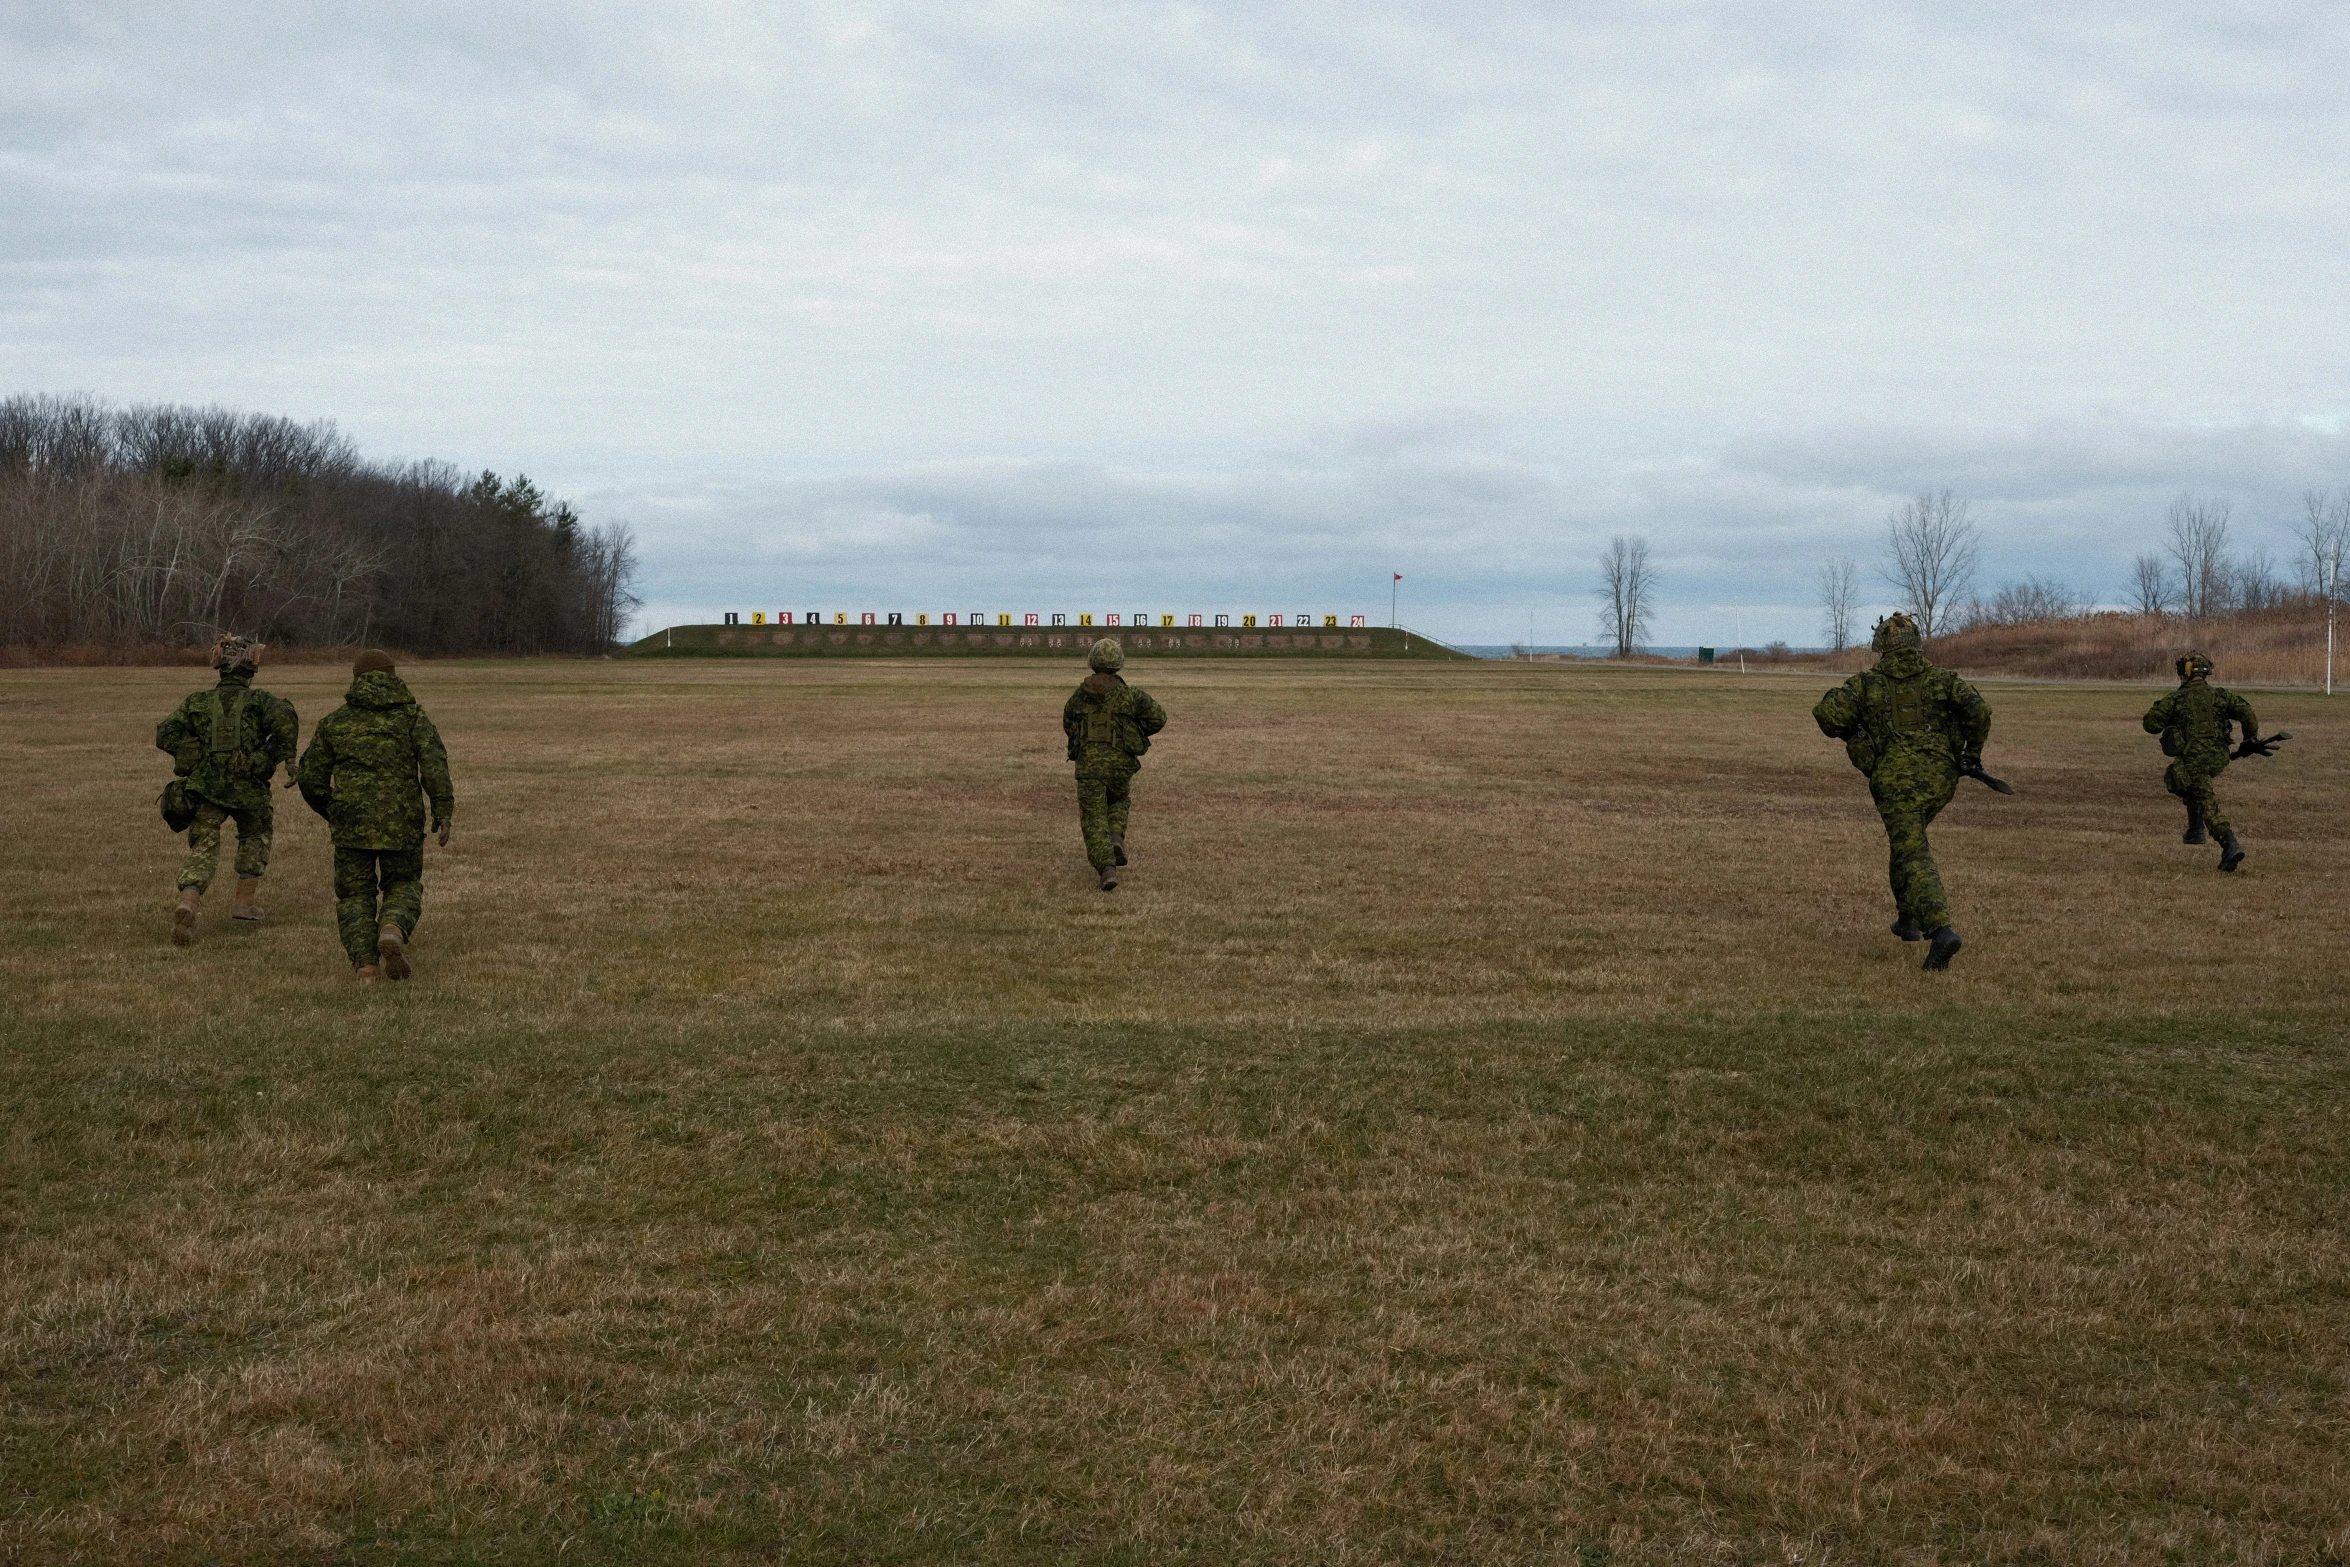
left=1812, top=613, right=1994, bottom=971
left=155, top=634, right=299, bottom=944
left=297, top=650, right=454, bottom=980
left=1063, top=638, right=1167, bottom=891
left=2142, top=650, right=2262, bottom=873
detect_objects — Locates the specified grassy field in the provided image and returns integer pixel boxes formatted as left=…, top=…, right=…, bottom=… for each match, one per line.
left=3, top=657, right=2347, bottom=1565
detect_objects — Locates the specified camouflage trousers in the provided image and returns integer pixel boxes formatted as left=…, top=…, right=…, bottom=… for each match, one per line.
left=333, top=847, right=424, bottom=969
left=178, top=799, right=272, bottom=891
left=1076, top=776, right=1132, bottom=870
left=2163, top=760, right=2231, bottom=833
left=1878, top=800, right=1952, bottom=935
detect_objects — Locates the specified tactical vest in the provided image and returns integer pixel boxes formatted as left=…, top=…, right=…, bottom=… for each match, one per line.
left=1844, top=667, right=1948, bottom=774
left=2161, top=683, right=2220, bottom=757
left=1879, top=671, right=1932, bottom=737
left=206, top=688, right=255, bottom=776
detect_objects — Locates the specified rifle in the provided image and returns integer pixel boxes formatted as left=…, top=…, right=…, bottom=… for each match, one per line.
left=1958, top=758, right=2015, bottom=795
left=2234, top=731, right=2292, bottom=760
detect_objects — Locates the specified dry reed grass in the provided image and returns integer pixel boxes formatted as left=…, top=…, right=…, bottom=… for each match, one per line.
left=1703, top=606, right=2343, bottom=688
left=2, top=658, right=2346, bottom=1563
left=1927, top=608, right=2341, bottom=688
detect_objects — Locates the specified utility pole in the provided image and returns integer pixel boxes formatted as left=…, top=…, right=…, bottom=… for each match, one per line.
left=2328, top=552, right=2338, bottom=697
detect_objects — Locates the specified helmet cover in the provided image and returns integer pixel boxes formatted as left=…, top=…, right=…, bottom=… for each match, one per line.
left=1871, top=613, right=1922, bottom=654
left=211, top=633, right=262, bottom=672
left=1087, top=637, right=1125, bottom=672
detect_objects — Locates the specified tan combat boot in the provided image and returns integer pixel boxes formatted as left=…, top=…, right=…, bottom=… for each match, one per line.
left=171, top=888, right=201, bottom=946
left=1097, top=862, right=1119, bottom=892
left=354, top=965, right=383, bottom=982
left=231, top=877, right=265, bottom=921
left=378, top=924, right=412, bottom=981
left=1111, top=833, right=1128, bottom=866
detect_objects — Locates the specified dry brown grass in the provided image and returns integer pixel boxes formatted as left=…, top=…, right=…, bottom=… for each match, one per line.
left=3, top=658, right=2347, bottom=1563
left=1695, top=606, right=2344, bottom=688
left=1927, top=608, right=2341, bottom=688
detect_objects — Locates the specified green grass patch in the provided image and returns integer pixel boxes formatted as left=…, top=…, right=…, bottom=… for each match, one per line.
left=8, top=1009, right=2349, bottom=1563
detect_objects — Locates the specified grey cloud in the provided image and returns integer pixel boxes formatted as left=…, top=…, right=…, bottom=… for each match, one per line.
left=604, top=412, right=2350, bottom=646
left=9, top=4, right=2350, bottom=642
left=1731, top=420, right=2350, bottom=506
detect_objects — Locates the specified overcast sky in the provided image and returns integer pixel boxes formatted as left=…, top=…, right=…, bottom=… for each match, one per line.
left=8, top=2, right=2350, bottom=644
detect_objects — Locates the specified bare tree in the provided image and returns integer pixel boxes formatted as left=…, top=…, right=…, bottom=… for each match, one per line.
left=2128, top=553, right=2172, bottom=616
left=2296, top=489, right=2350, bottom=602
left=1595, top=535, right=1656, bottom=657
left=2299, top=489, right=2350, bottom=696
left=579, top=522, right=644, bottom=646
left=1879, top=490, right=1978, bottom=638
left=2163, top=492, right=2232, bottom=618
left=2226, top=548, right=2290, bottom=613
left=1817, top=554, right=1859, bottom=651
left=1959, top=576, right=2080, bottom=630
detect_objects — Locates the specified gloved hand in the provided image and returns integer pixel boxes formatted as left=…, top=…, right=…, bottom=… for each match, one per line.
left=1955, top=754, right=2015, bottom=794
left=2234, top=732, right=2291, bottom=759
left=435, top=819, right=452, bottom=848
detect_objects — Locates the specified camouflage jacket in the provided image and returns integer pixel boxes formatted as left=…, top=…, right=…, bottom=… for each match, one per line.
left=297, top=671, right=455, bottom=849
left=2142, top=679, right=2256, bottom=773
left=1063, top=672, right=1167, bottom=780
left=155, top=671, right=298, bottom=811
left=1813, top=648, right=1992, bottom=782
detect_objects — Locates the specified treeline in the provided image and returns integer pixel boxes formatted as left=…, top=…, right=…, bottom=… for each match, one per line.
left=2119, top=492, right=2345, bottom=622
left=0, top=395, right=639, bottom=656
left=1815, top=488, right=2350, bottom=650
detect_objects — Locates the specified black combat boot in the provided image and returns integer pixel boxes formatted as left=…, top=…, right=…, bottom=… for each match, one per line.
left=2181, top=808, right=2206, bottom=846
left=1890, top=916, right=1923, bottom=942
left=2216, top=829, right=2245, bottom=873
left=1097, top=863, right=1119, bottom=892
left=1112, top=834, right=1128, bottom=866
left=1922, top=926, right=1963, bottom=971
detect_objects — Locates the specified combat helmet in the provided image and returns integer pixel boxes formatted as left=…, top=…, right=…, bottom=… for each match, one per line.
left=2176, top=649, right=2213, bottom=680
left=1088, top=637, right=1125, bottom=672
left=1870, top=613, right=1922, bottom=654
left=211, top=633, right=262, bottom=672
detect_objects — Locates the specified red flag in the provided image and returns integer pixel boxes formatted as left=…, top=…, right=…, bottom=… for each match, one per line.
left=1393, top=573, right=1403, bottom=580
